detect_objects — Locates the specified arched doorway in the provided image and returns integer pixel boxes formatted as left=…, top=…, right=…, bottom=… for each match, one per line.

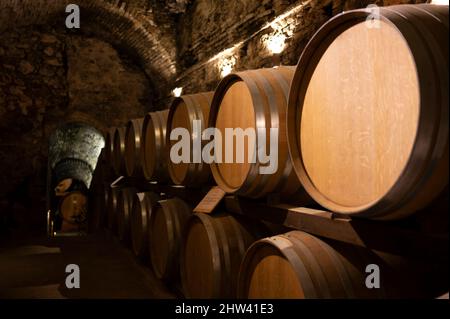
left=47, top=122, right=105, bottom=235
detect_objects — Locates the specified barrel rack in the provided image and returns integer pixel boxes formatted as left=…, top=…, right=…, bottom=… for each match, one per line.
left=109, top=176, right=449, bottom=264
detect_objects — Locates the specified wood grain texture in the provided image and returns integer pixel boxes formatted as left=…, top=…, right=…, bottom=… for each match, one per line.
left=112, top=127, right=126, bottom=176
left=287, top=4, right=449, bottom=219
left=124, top=118, right=144, bottom=177
left=245, top=246, right=304, bottom=298
left=148, top=198, right=192, bottom=281
left=224, top=195, right=449, bottom=262
left=301, top=20, right=419, bottom=208
left=166, top=92, right=214, bottom=186
left=170, top=101, right=190, bottom=183
left=142, top=110, right=170, bottom=182
left=116, top=187, right=136, bottom=243
left=238, top=230, right=424, bottom=299
left=130, top=192, right=159, bottom=258
left=181, top=212, right=268, bottom=298
left=209, top=67, right=304, bottom=199
left=60, top=192, right=87, bottom=225
left=104, top=128, right=115, bottom=168
left=216, top=81, right=255, bottom=189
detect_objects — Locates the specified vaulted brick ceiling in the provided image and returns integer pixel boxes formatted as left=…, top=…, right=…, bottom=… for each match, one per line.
left=0, top=0, right=183, bottom=94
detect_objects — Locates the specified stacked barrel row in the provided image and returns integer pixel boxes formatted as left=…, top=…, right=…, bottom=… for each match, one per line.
left=91, top=4, right=448, bottom=299
left=92, top=178, right=442, bottom=298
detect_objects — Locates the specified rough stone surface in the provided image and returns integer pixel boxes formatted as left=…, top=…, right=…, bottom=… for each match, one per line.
left=174, top=0, right=427, bottom=94
left=49, top=123, right=106, bottom=187
left=0, top=25, right=153, bottom=220
left=66, top=36, right=153, bottom=128
left=0, top=0, right=178, bottom=99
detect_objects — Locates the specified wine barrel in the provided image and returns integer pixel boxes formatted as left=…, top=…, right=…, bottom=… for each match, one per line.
left=102, top=183, right=109, bottom=227
left=142, top=110, right=170, bottom=182
left=124, top=118, right=144, bottom=177
left=107, top=186, right=118, bottom=233
left=209, top=67, right=303, bottom=198
left=181, top=213, right=268, bottom=298
left=287, top=4, right=449, bottom=219
left=59, top=191, right=88, bottom=232
left=238, top=231, right=422, bottom=299
left=112, top=127, right=126, bottom=176
left=88, top=185, right=107, bottom=232
left=116, top=187, right=136, bottom=243
left=166, top=92, right=214, bottom=186
left=148, top=198, right=192, bottom=281
left=104, top=128, right=115, bottom=167
left=130, top=191, right=159, bottom=258
left=88, top=150, right=107, bottom=232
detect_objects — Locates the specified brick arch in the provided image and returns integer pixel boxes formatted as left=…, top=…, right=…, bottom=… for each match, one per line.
left=64, top=111, right=107, bottom=134
left=0, top=0, right=177, bottom=95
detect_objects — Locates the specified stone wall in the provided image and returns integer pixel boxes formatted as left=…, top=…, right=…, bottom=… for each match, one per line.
left=0, top=0, right=178, bottom=100
left=66, top=36, right=153, bottom=127
left=0, top=25, right=153, bottom=228
left=174, top=0, right=427, bottom=95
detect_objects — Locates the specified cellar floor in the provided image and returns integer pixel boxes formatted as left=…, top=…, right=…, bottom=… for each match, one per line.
left=0, top=229, right=175, bottom=299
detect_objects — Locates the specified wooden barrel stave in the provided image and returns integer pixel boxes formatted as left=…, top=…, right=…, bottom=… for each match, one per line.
left=181, top=212, right=269, bottom=298
left=112, top=127, right=127, bottom=176
left=148, top=198, right=192, bottom=281
left=287, top=4, right=449, bottom=219
left=116, top=187, right=136, bottom=243
left=166, top=92, right=214, bottom=186
left=209, top=67, right=304, bottom=199
left=130, top=191, right=159, bottom=258
left=238, top=230, right=427, bottom=299
left=125, top=118, right=144, bottom=177
left=142, top=110, right=170, bottom=182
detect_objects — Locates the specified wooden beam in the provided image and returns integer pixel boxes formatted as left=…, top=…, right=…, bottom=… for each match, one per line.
left=224, top=195, right=448, bottom=262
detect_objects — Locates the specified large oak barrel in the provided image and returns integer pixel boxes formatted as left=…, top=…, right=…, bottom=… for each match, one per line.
left=107, top=186, right=118, bottom=233
left=166, top=92, right=214, bottom=186
left=209, top=67, right=303, bottom=199
left=148, top=198, right=192, bottom=281
left=287, top=4, right=449, bottom=220
left=116, top=187, right=136, bottom=243
left=130, top=191, right=159, bottom=258
left=181, top=213, right=268, bottom=298
left=142, top=110, right=170, bottom=182
left=59, top=191, right=88, bottom=232
left=104, top=128, right=115, bottom=167
left=238, top=231, right=425, bottom=299
left=112, top=127, right=126, bottom=176
left=124, top=118, right=144, bottom=177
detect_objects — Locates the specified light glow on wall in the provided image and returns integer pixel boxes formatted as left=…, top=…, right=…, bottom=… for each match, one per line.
left=261, top=7, right=297, bottom=55
left=172, top=87, right=183, bottom=97
left=179, top=0, right=313, bottom=80
left=218, top=55, right=237, bottom=78
left=431, top=0, right=449, bottom=5
left=263, top=32, right=287, bottom=54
